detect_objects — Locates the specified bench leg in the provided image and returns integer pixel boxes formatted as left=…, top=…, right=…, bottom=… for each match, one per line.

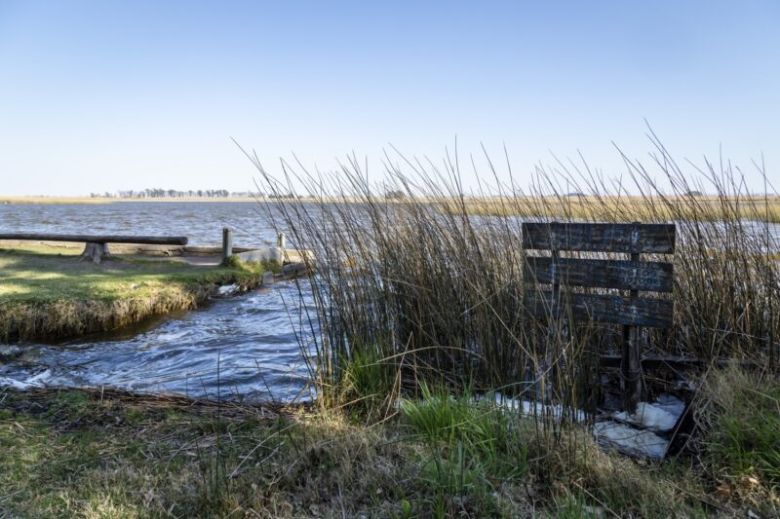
left=622, top=324, right=642, bottom=413
left=81, top=242, right=110, bottom=264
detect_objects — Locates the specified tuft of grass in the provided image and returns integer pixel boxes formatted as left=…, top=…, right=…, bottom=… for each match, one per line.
left=697, top=367, right=780, bottom=513
left=334, top=347, right=399, bottom=419
left=0, top=246, right=272, bottom=341
left=400, top=385, right=529, bottom=515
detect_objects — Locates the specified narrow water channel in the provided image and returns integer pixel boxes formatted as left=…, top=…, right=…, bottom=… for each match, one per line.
left=0, top=281, right=315, bottom=403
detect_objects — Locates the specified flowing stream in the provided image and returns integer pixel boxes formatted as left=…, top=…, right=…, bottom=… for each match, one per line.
left=0, top=280, right=315, bottom=402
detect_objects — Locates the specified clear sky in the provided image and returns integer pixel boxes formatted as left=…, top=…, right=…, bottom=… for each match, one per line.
left=1, top=1, right=778, bottom=195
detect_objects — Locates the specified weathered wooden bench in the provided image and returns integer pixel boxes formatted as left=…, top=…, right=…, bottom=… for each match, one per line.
left=522, top=222, right=676, bottom=413
left=0, top=233, right=188, bottom=264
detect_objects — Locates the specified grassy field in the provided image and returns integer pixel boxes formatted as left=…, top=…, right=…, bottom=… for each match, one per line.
left=5, top=193, right=778, bottom=222
left=0, top=371, right=777, bottom=518
left=448, top=195, right=780, bottom=223
left=0, top=245, right=271, bottom=342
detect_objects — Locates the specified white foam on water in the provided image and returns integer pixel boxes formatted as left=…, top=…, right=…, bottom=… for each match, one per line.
left=24, top=369, right=52, bottom=385
left=0, top=368, right=52, bottom=390
left=0, top=376, right=37, bottom=391
left=217, top=284, right=239, bottom=296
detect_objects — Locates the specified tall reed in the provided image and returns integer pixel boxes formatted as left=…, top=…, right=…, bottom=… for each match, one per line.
left=243, top=136, right=779, bottom=417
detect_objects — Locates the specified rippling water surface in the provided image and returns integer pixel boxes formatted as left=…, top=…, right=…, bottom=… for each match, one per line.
left=0, top=201, right=287, bottom=246
left=0, top=281, right=315, bottom=402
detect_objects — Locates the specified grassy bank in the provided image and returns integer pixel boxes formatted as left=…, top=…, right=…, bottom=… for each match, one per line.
left=1, top=373, right=776, bottom=518
left=0, top=245, right=272, bottom=342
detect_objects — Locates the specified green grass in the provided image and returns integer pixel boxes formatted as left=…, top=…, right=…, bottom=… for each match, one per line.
left=700, top=368, right=780, bottom=508
left=400, top=385, right=530, bottom=516
left=1, top=387, right=750, bottom=518
left=0, top=246, right=273, bottom=341
left=0, top=388, right=424, bottom=518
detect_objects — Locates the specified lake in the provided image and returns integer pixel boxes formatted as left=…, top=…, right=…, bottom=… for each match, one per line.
left=1, top=202, right=778, bottom=402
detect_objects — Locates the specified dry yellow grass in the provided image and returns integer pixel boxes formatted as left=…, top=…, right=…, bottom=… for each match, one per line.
left=448, top=195, right=780, bottom=223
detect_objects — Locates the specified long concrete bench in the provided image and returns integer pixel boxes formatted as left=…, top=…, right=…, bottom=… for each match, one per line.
left=0, top=233, right=188, bottom=264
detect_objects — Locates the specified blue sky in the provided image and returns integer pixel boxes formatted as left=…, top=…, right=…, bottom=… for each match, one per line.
left=1, top=1, right=778, bottom=195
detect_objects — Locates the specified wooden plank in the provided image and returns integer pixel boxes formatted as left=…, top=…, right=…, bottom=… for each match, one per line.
left=523, top=289, right=674, bottom=328
left=0, top=233, right=188, bottom=245
left=524, top=257, right=673, bottom=292
left=521, top=222, right=675, bottom=253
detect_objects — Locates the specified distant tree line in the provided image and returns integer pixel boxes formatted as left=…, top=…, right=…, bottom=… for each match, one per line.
left=90, top=189, right=257, bottom=199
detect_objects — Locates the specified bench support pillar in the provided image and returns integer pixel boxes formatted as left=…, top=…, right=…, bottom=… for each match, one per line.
left=622, top=325, right=642, bottom=413
left=81, top=242, right=110, bottom=264
left=622, top=245, right=643, bottom=414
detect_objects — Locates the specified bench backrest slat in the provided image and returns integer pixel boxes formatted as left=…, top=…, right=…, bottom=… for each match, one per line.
left=522, top=222, right=675, bottom=253
left=524, top=290, right=674, bottom=328
left=524, top=257, right=674, bottom=293
left=0, top=233, right=187, bottom=246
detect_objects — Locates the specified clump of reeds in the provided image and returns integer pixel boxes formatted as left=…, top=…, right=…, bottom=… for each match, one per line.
left=244, top=135, right=779, bottom=419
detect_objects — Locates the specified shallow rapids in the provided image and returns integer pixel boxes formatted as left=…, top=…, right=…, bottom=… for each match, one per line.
left=0, top=281, right=314, bottom=403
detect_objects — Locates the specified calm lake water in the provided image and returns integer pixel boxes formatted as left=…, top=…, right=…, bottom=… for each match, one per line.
left=0, top=202, right=778, bottom=402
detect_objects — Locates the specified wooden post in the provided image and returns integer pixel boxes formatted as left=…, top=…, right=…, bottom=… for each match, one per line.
left=622, top=223, right=642, bottom=413
left=276, top=232, right=286, bottom=249
left=222, top=228, right=233, bottom=264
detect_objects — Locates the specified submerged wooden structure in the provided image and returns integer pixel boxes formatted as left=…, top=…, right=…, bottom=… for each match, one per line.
left=522, top=222, right=676, bottom=412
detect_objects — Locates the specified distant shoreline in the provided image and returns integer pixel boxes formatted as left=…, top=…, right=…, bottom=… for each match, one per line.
left=0, top=196, right=265, bottom=205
